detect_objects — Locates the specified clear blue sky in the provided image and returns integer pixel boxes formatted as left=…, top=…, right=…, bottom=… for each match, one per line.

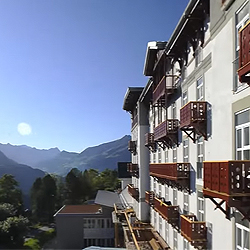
left=0, top=0, right=189, bottom=152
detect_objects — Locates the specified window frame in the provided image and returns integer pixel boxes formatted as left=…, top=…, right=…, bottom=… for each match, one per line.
left=235, top=109, right=250, bottom=160
left=197, top=191, right=205, bottom=221
left=197, top=77, right=204, bottom=101
left=234, top=1, right=249, bottom=92
left=236, top=223, right=250, bottom=250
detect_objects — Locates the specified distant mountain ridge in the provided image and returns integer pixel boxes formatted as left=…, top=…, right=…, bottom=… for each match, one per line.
left=34, top=135, right=131, bottom=175
left=0, top=135, right=131, bottom=176
left=0, top=143, right=60, bottom=167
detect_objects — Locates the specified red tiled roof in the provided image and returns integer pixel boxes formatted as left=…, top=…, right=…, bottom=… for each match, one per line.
left=57, top=204, right=102, bottom=214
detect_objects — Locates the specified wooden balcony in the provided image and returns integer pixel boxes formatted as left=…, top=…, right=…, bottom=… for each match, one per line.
left=153, top=196, right=179, bottom=227
left=127, top=163, right=139, bottom=177
left=238, top=20, right=250, bottom=84
left=128, top=140, right=136, bottom=155
left=145, top=133, right=156, bottom=152
left=203, top=161, right=250, bottom=220
left=152, top=75, right=176, bottom=105
left=145, top=191, right=154, bottom=206
left=181, top=215, right=207, bottom=249
left=180, top=101, right=207, bottom=142
left=127, top=184, right=139, bottom=201
left=153, top=119, right=179, bottom=149
left=150, top=163, right=190, bottom=192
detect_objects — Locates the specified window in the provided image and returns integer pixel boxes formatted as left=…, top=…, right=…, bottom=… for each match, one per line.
left=173, top=229, right=178, bottom=250
left=158, top=148, right=161, bottom=163
left=154, top=211, right=157, bottom=227
left=165, top=185, right=169, bottom=201
left=88, top=219, right=91, bottom=228
left=183, top=192, right=189, bottom=214
left=159, top=183, right=162, bottom=198
left=235, top=211, right=250, bottom=250
left=153, top=179, right=156, bottom=193
left=158, top=106, right=162, bottom=124
left=106, top=218, right=110, bottom=228
left=184, top=239, right=190, bottom=250
left=172, top=102, right=177, bottom=119
left=236, top=109, right=250, bottom=160
left=165, top=150, right=168, bottom=163
left=197, top=136, right=204, bottom=179
left=101, top=219, right=105, bottom=228
left=173, top=189, right=178, bottom=206
left=234, top=2, right=249, bottom=91
left=182, top=91, right=188, bottom=106
left=173, top=145, right=177, bottom=163
left=197, top=77, right=204, bottom=101
left=197, top=191, right=205, bottom=221
left=183, top=138, right=189, bottom=163
left=159, top=216, right=163, bottom=235
left=165, top=221, right=169, bottom=244
left=153, top=152, right=156, bottom=163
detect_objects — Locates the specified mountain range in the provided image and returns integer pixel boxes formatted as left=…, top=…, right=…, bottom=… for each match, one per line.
left=0, top=135, right=131, bottom=176
left=0, top=135, right=131, bottom=207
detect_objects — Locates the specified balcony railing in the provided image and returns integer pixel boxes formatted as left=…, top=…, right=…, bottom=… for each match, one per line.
left=128, top=140, right=136, bottom=155
left=204, top=161, right=250, bottom=196
left=180, top=101, right=207, bottom=142
left=127, top=184, right=139, bottom=201
left=203, top=161, right=250, bottom=220
left=145, top=133, right=154, bottom=146
left=153, top=196, right=179, bottom=227
left=181, top=215, right=207, bottom=248
left=154, top=119, right=179, bottom=141
left=152, top=75, right=176, bottom=104
left=150, top=163, right=190, bottom=191
left=238, top=20, right=250, bottom=83
left=145, top=191, right=154, bottom=205
left=145, top=133, right=156, bottom=152
left=150, top=163, right=190, bottom=180
left=127, top=163, right=139, bottom=177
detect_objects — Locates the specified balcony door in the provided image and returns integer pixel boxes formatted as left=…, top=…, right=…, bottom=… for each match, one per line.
left=235, top=109, right=250, bottom=160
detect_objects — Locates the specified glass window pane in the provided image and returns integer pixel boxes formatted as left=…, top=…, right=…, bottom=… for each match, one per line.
left=244, top=230, right=249, bottom=249
left=244, top=127, right=250, bottom=146
left=236, top=111, right=250, bottom=126
left=237, top=228, right=242, bottom=247
left=237, top=129, right=242, bottom=148
left=237, top=151, right=242, bottom=160
left=244, top=150, right=250, bottom=160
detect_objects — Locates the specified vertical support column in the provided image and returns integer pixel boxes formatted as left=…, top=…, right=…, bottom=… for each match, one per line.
left=138, top=101, right=150, bottom=222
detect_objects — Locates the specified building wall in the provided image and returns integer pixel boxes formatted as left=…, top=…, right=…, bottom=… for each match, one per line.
left=55, top=206, right=114, bottom=249
left=125, top=1, right=250, bottom=250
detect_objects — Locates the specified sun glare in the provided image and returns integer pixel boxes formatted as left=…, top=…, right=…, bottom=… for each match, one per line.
left=17, top=122, right=32, bottom=136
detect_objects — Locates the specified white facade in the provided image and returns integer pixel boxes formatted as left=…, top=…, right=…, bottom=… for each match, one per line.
left=123, top=0, right=250, bottom=249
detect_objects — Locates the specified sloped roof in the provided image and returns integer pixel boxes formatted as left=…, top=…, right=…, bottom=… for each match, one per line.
left=56, top=204, right=102, bottom=215
left=95, top=190, right=120, bottom=208
left=123, top=87, right=143, bottom=112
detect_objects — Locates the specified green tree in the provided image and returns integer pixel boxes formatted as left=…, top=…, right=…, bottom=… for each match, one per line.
left=0, top=215, right=29, bottom=246
left=0, top=203, right=15, bottom=221
left=0, top=174, right=23, bottom=213
left=30, top=177, right=43, bottom=222
left=30, top=175, right=57, bottom=223
left=65, top=168, right=84, bottom=204
left=42, top=175, right=57, bottom=222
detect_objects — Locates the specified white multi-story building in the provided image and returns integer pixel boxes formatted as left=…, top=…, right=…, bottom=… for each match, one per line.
left=123, top=0, right=250, bottom=249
